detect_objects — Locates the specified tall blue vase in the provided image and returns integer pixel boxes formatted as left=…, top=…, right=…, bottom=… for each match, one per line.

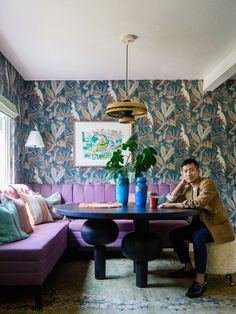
left=116, top=175, right=129, bottom=206
left=135, top=177, right=147, bottom=207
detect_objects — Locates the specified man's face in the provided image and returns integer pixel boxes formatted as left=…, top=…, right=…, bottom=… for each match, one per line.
left=182, top=163, right=200, bottom=184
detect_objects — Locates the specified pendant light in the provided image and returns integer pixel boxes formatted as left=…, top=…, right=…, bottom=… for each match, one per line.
left=106, top=34, right=147, bottom=124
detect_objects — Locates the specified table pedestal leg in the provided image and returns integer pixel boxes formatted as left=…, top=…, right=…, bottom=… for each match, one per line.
left=81, top=219, right=119, bottom=280
left=122, top=219, right=162, bottom=288
left=94, top=245, right=106, bottom=279
left=135, top=261, right=148, bottom=287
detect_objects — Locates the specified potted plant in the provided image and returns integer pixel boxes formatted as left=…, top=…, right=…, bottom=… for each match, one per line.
left=105, top=136, right=157, bottom=206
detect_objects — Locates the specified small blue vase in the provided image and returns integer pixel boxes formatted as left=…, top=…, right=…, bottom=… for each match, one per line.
left=135, top=177, right=147, bottom=206
left=116, top=175, right=129, bottom=206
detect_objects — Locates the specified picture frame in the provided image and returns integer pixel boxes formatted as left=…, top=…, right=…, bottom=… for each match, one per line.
left=73, top=121, right=132, bottom=167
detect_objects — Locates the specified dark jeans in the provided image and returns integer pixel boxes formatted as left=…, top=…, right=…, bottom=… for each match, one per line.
left=169, top=215, right=214, bottom=273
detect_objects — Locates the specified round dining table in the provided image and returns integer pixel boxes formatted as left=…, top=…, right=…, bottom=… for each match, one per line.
left=54, top=203, right=200, bottom=287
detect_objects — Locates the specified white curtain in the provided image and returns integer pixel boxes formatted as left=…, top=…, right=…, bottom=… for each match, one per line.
left=0, top=94, right=18, bottom=118
left=0, top=94, right=19, bottom=184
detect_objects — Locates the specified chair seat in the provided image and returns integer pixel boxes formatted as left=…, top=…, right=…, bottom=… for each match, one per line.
left=206, top=238, right=236, bottom=275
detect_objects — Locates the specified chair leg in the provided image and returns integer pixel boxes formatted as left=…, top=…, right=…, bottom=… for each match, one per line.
left=33, top=285, right=43, bottom=309
left=226, top=274, right=234, bottom=287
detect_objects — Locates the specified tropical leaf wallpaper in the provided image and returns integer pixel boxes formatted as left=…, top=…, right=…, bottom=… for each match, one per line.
left=0, top=52, right=235, bottom=224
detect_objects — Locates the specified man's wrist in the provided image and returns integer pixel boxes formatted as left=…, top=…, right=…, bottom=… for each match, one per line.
left=178, top=179, right=187, bottom=189
left=166, top=193, right=178, bottom=202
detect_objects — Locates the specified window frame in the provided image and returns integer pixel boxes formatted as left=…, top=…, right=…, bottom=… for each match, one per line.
left=0, top=112, right=11, bottom=185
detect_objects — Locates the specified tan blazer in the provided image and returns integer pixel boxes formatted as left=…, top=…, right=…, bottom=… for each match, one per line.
left=175, top=177, right=235, bottom=244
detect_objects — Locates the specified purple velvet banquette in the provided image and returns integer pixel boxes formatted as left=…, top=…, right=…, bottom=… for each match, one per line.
left=27, top=183, right=188, bottom=248
left=0, top=183, right=188, bottom=308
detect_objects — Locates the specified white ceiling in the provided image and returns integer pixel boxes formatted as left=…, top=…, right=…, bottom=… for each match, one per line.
left=0, top=0, right=236, bottom=90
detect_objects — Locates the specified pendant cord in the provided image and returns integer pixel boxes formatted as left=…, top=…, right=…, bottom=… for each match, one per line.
left=125, top=43, right=128, bottom=98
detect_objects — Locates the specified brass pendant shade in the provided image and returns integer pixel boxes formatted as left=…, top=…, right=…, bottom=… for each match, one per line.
left=106, top=98, right=147, bottom=124
left=106, top=35, right=147, bottom=124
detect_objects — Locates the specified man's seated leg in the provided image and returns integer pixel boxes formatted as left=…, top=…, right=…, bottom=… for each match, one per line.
left=168, top=225, right=195, bottom=278
left=185, top=227, right=213, bottom=298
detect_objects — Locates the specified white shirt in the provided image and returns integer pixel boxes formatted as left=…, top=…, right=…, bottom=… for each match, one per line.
left=166, top=185, right=203, bottom=220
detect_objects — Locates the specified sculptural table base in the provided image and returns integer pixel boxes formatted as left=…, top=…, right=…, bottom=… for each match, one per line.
left=54, top=203, right=200, bottom=286
left=81, top=219, right=119, bottom=279
left=121, top=219, right=162, bottom=287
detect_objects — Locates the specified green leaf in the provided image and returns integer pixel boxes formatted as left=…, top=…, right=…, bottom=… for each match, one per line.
left=105, top=149, right=124, bottom=170
left=105, top=135, right=157, bottom=182
left=122, top=135, right=138, bottom=152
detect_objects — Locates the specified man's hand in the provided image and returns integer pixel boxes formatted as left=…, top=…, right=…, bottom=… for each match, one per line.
left=159, top=202, right=184, bottom=209
left=169, top=178, right=188, bottom=199
left=179, top=178, right=188, bottom=189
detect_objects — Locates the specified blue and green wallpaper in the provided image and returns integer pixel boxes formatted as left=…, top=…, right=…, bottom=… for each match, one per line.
left=0, top=52, right=235, bottom=219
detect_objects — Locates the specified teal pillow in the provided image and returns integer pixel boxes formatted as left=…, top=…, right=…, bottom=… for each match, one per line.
left=0, top=201, right=28, bottom=244
left=158, top=195, right=166, bottom=205
left=44, top=192, right=63, bottom=220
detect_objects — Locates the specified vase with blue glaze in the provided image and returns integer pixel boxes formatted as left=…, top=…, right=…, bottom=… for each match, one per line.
left=135, top=177, right=147, bottom=207
left=116, top=175, right=129, bottom=206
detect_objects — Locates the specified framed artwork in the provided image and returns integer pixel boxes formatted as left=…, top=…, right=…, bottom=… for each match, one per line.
left=73, top=121, right=132, bottom=167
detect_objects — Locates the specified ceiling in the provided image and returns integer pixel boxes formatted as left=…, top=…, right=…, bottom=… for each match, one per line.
left=0, top=0, right=236, bottom=91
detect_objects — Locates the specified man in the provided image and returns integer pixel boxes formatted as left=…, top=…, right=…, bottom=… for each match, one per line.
left=160, top=158, right=235, bottom=298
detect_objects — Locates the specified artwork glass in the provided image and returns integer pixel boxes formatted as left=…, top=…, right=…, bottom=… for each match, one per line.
left=74, top=122, right=132, bottom=166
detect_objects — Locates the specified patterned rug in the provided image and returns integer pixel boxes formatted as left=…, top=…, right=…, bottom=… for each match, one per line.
left=0, top=251, right=235, bottom=314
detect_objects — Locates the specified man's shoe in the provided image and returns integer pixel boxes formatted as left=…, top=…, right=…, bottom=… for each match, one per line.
left=168, top=267, right=196, bottom=278
left=185, top=281, right=207, bottom=298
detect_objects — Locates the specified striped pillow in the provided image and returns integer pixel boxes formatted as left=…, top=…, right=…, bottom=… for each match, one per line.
left=19, top=192, right=53, bottom=225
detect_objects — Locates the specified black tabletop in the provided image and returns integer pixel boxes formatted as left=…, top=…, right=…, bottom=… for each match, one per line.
left=54, top=203, right=200, bottom=220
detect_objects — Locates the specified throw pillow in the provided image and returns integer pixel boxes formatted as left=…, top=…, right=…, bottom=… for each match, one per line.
left=19, top=192, right=53, bottom=225
left=7, top=184, right=32, bottom=199
left=1, top=194, right=33, bottom=234
left=44, top=192, right=63, bottom=220
left=0, top=201, right=28, bottom=244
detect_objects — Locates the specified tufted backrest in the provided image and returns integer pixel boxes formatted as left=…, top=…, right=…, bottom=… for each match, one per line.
left=0, top=183, right=176, bottom=203
left=29, top=183, right=176, bottom=203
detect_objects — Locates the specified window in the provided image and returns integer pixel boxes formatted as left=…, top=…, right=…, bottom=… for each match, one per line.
left=0, top=112, right=11, bottom=186
left=0, top=94, right=18, bottom=185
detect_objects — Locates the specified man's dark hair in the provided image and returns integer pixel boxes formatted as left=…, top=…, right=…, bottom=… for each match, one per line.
left=181, top=158, right=199, bottom=169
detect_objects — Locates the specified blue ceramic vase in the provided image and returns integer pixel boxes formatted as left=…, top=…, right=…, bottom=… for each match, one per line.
left=135, top=177, right=147, bottom=206
left=116, top=175, right=129, bottom=206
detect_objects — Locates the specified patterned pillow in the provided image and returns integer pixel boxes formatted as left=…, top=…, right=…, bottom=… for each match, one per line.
left=44, top=192, right=63, bottom=220
left=6, top=184, right=32, bottom=199
left=1, top=194, right=33, bottom=234
left=0, top=201, right=28, bottom=244
left=19, top=192, right=53, bottom=225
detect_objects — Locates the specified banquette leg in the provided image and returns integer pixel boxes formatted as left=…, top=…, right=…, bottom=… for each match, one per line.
left=33, top=285, right=43, bottom=309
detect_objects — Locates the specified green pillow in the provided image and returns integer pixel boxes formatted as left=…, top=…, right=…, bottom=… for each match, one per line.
left=0, top=201, right=28, bottom=244
left=44, top=192, right=63, bottom=220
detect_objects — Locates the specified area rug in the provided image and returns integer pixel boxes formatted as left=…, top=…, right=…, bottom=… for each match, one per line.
left=0, top=252, right=235, bottom=314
